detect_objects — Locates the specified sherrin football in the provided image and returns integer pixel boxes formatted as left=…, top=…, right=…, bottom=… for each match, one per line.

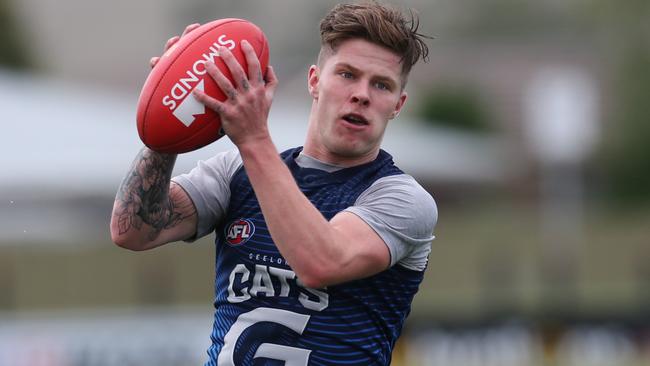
left=136, top=19, right=269, bottom=153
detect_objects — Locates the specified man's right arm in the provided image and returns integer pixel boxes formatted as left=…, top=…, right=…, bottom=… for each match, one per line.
left=110, top=147, right=198, bottom=251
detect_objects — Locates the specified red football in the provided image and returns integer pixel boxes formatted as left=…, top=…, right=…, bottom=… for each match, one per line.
left=136, top=18, right=269, bottom=153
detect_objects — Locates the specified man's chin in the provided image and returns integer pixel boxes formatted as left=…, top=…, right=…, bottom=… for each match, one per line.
left=326, top=141, right=377, bottom=160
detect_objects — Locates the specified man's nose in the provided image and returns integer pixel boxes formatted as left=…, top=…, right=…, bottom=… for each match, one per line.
left=350, top=83, right=370, bottom=106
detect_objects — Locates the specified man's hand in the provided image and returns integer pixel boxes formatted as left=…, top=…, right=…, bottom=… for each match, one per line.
left=149, top=23, right=201, bottom=68
left=192, top=41, right=278, bottom=148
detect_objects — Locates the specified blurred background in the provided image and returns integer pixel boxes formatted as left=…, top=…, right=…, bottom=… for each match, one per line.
left=1, top=0, right=649, bottom=365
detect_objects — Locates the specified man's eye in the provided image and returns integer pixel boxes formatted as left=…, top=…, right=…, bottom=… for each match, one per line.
left=340, top=71, right=353, bottom=79
left=375, top=82, right=388, bottom=90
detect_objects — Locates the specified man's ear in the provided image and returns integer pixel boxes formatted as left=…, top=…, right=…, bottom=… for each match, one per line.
left=390, top=92, right=408, bottom=119
left=308, top=65, right=320, bottom=100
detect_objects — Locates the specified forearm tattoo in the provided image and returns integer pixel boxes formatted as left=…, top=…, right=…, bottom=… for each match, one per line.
left=115, top=148, right=190, bottom=239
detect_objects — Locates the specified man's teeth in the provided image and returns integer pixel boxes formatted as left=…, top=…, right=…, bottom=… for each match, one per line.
left=345, top=115, right=365, bottom=124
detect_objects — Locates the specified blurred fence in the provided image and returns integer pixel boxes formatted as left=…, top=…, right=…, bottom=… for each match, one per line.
left=403, top=320, right=650, bottom=366
left=1, top=308, right=648, bottom=366
left=0, top=307, right=209, bottom=366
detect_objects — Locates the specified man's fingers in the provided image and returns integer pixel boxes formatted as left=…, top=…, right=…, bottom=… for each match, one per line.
left=192, top=88, right=224, bottom=115
left=262, top=66, right=278, bottom=102
left=264, top=66, right=279, bottom=101
left=181, top=23, right=200, bottom=38
left=163, top=36, right=180, bottom=52
left=218, top=46, right=249, bottom=92
left=150, top=57, right=160, bottom=69
left=162, top=22, right=199, bottom=56
left=149, top=24, right=201, bottom=71
left=205, top=61, right=238, bottom=101
left=265, top=66, right=278, bottom=84
left=241, top=40, right=263, bottom=86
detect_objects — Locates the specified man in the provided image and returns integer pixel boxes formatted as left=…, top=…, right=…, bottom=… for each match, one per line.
left=111, top=2, right=437, bottom=365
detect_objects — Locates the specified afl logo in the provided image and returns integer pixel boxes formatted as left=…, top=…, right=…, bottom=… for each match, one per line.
left=225, top=218, right=255, bottom=246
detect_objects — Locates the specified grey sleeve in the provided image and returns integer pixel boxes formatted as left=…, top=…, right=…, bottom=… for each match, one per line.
left=344, top=174, right=437, bottom=271
left=171, top=149, right=243, bottom=241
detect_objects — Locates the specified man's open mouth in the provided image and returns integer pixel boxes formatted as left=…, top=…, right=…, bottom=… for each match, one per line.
left=342, top=113, right=369, bottom=126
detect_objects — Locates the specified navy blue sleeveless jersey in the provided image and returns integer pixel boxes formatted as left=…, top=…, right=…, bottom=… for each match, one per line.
left=205, top=147, right=426, bottom=366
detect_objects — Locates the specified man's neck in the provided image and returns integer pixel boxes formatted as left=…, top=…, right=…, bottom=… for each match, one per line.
left=301, top=143, right=379, bottom=168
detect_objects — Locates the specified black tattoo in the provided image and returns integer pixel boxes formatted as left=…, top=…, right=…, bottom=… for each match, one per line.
left=115, top=148, right=190, bottom=239
left=241, top=78, right=250, bottom=91
left=226, top=88, right=237, bottom=100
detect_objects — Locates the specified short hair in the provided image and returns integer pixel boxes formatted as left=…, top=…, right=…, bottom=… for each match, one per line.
left=318, top=1, right=431, bottom=84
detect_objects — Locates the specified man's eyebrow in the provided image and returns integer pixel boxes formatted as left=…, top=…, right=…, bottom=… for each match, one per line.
left=334, top=62, right=360, bottom=72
